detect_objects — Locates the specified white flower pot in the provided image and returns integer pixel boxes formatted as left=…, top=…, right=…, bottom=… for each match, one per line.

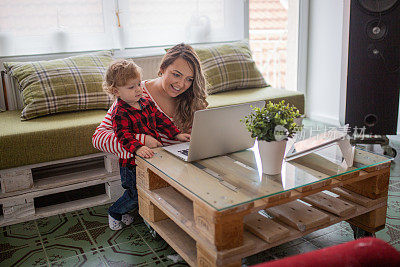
left=258, top=139, right=287, bottom=175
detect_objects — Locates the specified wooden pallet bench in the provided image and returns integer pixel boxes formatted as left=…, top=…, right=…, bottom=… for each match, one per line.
left=135, top=147, right=391, bottom=267
left=0, top=153, right=123, bottom=226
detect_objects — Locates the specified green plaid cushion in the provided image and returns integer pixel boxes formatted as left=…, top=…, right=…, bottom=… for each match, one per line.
left=195, top=42, right=269, bottom=94
left=3, top=51, right=114, bottom=120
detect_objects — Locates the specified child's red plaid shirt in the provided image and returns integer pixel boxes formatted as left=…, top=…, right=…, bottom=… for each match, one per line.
left=112, top=98, right=180, bottom=167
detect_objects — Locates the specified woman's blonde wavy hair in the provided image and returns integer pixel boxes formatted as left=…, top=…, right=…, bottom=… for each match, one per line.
left=159, top=43, right=208, bottom=132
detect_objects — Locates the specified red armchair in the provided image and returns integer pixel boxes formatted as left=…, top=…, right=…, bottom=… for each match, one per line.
left=254, top=237, right=400, bottom=267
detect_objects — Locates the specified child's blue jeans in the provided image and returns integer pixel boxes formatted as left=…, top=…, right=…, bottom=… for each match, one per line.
left=108, top=165, right=138, bottom=221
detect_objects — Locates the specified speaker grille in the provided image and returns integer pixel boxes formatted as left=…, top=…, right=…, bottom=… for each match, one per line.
left=345, top=0, right=400, bottom=135
left=358, top=0, right=398, bottom=13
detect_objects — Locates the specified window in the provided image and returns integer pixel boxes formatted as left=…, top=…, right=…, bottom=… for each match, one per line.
left=0, top=0, right=115, bottom=56
left=120, top=0, right=244, bottom=48
left=249, top=0, right=308, bottom=92
left=0, top=0, right=245, bottom=56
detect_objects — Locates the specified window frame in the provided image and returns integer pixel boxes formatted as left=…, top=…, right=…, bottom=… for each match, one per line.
left=0, top=0, right=309, bottom=110
left=287, top=0, right=309, bottom=93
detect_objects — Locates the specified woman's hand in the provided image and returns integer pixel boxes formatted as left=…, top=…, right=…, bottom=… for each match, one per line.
left=135, top=146, right=154, bottom=158
left=145, top=135, right=162, bottom=148
left=176, top=133, right=191, bottom=142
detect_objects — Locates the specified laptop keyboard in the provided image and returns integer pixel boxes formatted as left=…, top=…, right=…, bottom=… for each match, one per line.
left=178, top=149, right=189, bottom=156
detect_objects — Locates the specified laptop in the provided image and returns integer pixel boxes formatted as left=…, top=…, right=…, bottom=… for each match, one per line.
left=163, top=101, right=265, bottom=162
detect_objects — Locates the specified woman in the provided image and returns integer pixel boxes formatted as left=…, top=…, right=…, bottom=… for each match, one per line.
left=92, top=43, right=208, bottom=158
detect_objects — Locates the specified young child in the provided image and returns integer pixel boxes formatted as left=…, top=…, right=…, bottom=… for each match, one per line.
left=103, top=59, right=190, bottom=230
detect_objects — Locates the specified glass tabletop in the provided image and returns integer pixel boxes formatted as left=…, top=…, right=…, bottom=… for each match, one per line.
left=139, top=143, right=391, bottom=211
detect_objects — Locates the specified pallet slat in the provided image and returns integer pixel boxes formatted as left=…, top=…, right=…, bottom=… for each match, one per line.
left=342, top=171, right=390, bottom=199
left=0, top=177, right=123, bottom=226
left=244, top=212, right=290, bottom=243
left=135, top=147, right=391, bottom=266
left=147, top=219, right=197, bottom=266
left=137, top=186, right=256, bottom=258
left=329, top=187, right=387, bottom=208
left=301, top=192, right=356, bottom=216
left=0, top=153, right=120, bottom=199
left=139, top=183, right=388, bottom=266
left=0, top=169, right=33, bottom=193
left=266, top=201, right=330, bottom=232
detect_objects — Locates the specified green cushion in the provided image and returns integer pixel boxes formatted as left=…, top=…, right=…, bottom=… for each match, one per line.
left=206, top=87, right=305, bottom=114
left=3, top=51, right=114, bottom=120
left=0, top=110, right=107, bottom=170
left=195, top=42, right=269, bottom=94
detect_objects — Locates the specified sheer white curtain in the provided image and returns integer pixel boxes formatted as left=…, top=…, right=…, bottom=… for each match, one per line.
left=0, top=0, right=245, bottom=56
left=0, top=0, right=115, bottom=56
left=117, top=0, right=244, bottom=48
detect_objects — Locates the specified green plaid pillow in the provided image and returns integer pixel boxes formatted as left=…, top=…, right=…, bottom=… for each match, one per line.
left=3, top=51, right=114, bottom=120
left=195, top=42, right=269, bottom=94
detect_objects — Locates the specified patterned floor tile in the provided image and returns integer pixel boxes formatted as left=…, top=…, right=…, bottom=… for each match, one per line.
left=390, top=241, right=400, bottom=251
left=142, top=234, right=188, bottom=266
left=43, top=231, right=98, bottom=263
left=158, top=253, right=190, bottom=267
left=50, top=252, right=107, bottom=267
left=390, top=161, right=400, bottom=177
left=0, top=223, right=40, bottom=252
left=264, top=237, right=307, bottom=254
left=307, top=228, right=355, bottom=249
left=376, top=218, right=400, bottom=248
left=338, top=221, right=354, bottom=233
left=389, top=180, right=400, bottom=194
left=37, top=212, right=85, bottom=239
left=98, top=238, right=161, bottom=266
left=141, top=231, right=171, bottom=255
left=385, top=239, right=400, bottom=252
left=302, top=223, right=343, bottom=241
left=0, top=220, right=37, bottom=233
left=0, top=242, right=48, bottom=267
left=134, top=225, right=190, bottom=267
left=387, top=195, right=400, bottom=219
left=160, top=262, right=190, bottom=267
left=77, top=204, right=142, bottom=231
left=268, top=241, right=319, bottom=259
left=135, top=222, right=152, bottom=237
left=76, top=204, right=111, bottom=230
left=243, top=250, right=276, bottom=266
left=88, top=224, right=141, bottom=250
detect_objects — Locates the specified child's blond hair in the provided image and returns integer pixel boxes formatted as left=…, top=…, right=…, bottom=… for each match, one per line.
left=103, top=59, right=142, bottom=96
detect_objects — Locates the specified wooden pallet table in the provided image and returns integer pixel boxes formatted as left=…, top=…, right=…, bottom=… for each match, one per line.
left=0, top=153, right=123, bottom=226
left=136, top=146, right=391, bottom=267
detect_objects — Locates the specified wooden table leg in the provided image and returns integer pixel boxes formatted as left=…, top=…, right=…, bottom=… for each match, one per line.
left=197, top=243, right=241, bottom=267
left=136, top=164, right=170, bottom=190
left=138, top=190, right=168, bottom=223
left=347, top=205, right=387, bottom=232
left=342, top=169, right=390, bottom=199
left=342, top=168, right=390, bottom=233
left=193, top=201, right=253, bottom=250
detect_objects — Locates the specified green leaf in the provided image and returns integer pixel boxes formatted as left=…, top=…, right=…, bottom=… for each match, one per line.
left=241, top=100, right=302, bottom=142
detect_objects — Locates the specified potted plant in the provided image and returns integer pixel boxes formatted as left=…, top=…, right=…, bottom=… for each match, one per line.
left=242, top=100, right=302, bottom=175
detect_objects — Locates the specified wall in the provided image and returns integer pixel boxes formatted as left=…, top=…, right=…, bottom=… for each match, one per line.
left=306, top=0, right=344, bottom=126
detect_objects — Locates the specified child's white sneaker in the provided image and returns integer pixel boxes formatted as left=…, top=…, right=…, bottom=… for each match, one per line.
left=108, top=215, right=123, bottom=230
left=121, top=214, right=134, bottom=226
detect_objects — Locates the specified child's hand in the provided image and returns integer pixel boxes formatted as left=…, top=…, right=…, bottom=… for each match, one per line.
left=135, top=146, right=154, bottom=158
left=176, top=133, right=191, bottom=142
left=145, top=135, right=162, bottom=148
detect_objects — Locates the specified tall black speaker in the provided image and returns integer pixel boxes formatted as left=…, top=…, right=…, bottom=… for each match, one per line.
left=344, top=0, right=400, bottom=135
